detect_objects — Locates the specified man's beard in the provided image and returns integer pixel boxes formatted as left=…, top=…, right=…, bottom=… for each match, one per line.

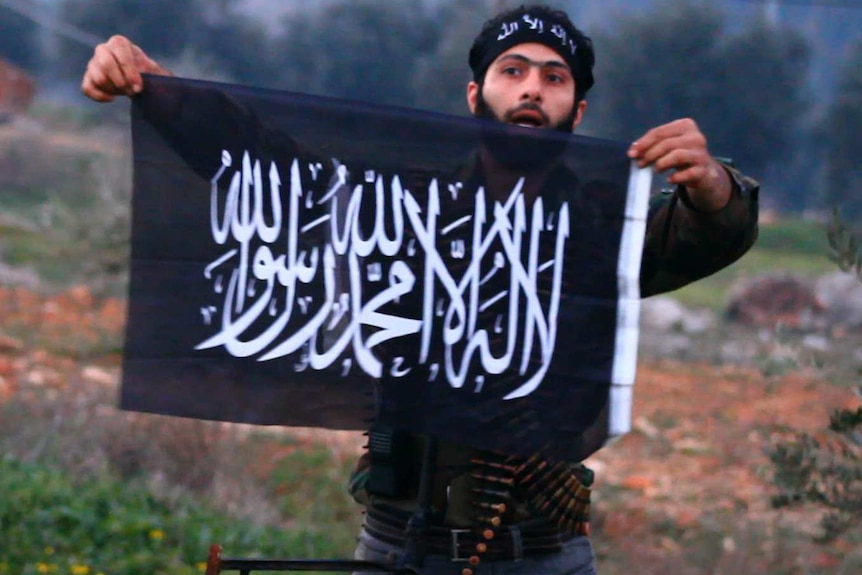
left=474, top=89, right=575, bottom=170
left=474, top=90, right=577, bottom=134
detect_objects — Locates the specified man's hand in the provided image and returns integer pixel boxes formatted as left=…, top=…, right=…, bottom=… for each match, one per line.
left=627, top=118, right=732, bottom=212
left=81, top=35, right=172, bottom=103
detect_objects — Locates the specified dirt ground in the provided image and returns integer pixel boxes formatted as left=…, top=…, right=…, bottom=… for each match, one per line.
left=1, top=284, right=859, bottom=574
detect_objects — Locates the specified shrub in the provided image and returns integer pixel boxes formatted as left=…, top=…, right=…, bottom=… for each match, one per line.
left=768, top=210, right=862, bottom=542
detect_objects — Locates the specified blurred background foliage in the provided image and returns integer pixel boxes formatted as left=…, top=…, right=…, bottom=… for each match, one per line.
left=0, top=0, right=860, bottom=217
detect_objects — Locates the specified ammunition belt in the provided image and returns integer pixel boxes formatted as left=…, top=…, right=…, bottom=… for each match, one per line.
left=364, top=506, right=576, bottom=562
left=471, top=452, right=592, bottom=536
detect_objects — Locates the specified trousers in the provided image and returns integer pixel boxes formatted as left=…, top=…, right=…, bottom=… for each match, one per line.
left=352, top=527, right=597, bottom=575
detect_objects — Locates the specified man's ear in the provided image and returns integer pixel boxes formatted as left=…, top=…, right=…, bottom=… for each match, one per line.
left=570, top=100, right=588, bottom=131
left=467, top=81, right=479, bottom=115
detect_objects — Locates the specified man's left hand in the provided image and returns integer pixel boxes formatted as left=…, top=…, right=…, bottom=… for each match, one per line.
left=628, top=118, right=732, bottom=212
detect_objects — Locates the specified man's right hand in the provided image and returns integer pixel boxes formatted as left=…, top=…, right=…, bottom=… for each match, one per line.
left=81, top=35, right=172, bottom=103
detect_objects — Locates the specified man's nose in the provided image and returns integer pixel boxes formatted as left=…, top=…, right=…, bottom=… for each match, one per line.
left=519, top=69, right=543, bottom=102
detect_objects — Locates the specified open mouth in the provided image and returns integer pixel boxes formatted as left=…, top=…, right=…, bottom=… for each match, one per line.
left=507, top=108, right=547, bottom=128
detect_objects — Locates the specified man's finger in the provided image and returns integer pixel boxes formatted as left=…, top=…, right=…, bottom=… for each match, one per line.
left=110, top=50, right=141, bottom=95
left=102, top=36, right=140, bottom=95
left=667, top=164, right=706, bottom=186
left=633, top=135, right=695, bottom=168
left=629, top=118, right=699, bottom=159
left=110, top=36, right=144, bottom=93
left=91, top=45, right=129, bottom=96
left=653, top=148, right=704, bottom=173
left=628, top=122, right=680, bottom=154
left=81, top=72, right=116, bottom=102
left=82, top=58, right=118, bottom=99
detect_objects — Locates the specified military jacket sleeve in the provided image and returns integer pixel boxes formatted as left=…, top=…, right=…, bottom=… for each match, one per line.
left=639, top=164, right=759, bottom=298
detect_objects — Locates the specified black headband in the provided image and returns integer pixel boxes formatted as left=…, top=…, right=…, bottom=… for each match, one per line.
left=469, top=10, right=594, bottom=94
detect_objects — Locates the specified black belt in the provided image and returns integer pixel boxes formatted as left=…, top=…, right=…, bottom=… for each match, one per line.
left=364, top=507, right=575, bottom=562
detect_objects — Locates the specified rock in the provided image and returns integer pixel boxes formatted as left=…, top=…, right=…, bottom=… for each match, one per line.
left=641, top=296, right=687, bottom=331
left=815, top=271, right=862, bottom=329
left=801, top=334, right=830, bottom=352
left=720, top=339, right=759, bottom=364
left=633, top=416, right=661, bottom=439
left=673, top=438, right=711, bottom=454
left=0, top=333, right=23, bottom=352
left=680, top=309, right=715, bottom=334
left=0, top=262, right=40, bottom=290
left=65, top=285, right=95, bottom=308
left=642, top=333, right=692, bottom=357
left=726, top=274, right=823, bottom=330
left=81, top=365, right=116, bottom=386
left=722, top=537, right=736, bottom=554
left=621, top=475, right=654, bottom=492
left=640, top=296, right=715, bottom=334
left=584, top=458, right=607, bottom=481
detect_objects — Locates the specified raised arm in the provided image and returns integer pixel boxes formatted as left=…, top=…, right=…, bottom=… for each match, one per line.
left=81, top=35, right=172, bottom=102
left=631, top=118, right=760, bottom=297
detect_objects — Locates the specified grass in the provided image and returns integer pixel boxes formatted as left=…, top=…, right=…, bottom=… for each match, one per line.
left=263, top=440, right=362, bottom=554
left=0, top=127, right=131, bottom=294
left=0, top=358, right=361, bottom=575
left=0, top=457, right=345, bottom=575
left=0, top=380, right=364, bottom=574
left=670, top=219, right=835, bottom=310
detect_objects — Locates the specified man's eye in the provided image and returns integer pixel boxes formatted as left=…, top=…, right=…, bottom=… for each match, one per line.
left=547, top=73, right=566, bottom=84
left=502, top=67, right=521, bottom=76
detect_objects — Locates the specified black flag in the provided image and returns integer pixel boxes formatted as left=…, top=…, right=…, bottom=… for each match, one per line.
left=122, top=75, right=650, bottom=462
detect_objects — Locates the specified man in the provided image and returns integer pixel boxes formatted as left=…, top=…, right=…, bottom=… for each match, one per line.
left=82, top=5, right=757, bottom=574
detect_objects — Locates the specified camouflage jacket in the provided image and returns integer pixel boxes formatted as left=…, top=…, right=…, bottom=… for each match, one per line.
left=640, top=165, right=759, bottom=297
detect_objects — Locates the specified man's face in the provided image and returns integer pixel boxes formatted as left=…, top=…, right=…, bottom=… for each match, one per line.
left=467, top=43, right=586, bottom=133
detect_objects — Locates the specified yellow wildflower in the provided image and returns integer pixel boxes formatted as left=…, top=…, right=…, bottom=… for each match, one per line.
left=149, top=528, right=165, bottom=541
left=70, top=565, right=90, bottom=575
left=36, top=564, right=52, bottom=575
left=196, top=562, right=208, bottom=572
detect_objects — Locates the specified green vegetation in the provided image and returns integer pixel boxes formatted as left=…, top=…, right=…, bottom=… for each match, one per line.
left=754, top=218, right=831, bottom=256
left=0, top=403, right=362, bottom=574
left=769, top=403, right=862, bottom=543
left=671, top=218, right=835, bottom=310
left=768, top=212, right=862, bottom=544
left=0, top=457, right=346, bottom=575
left=0, top=119, right=131, bottom=293
left=263, top=442, right=362, bottom=554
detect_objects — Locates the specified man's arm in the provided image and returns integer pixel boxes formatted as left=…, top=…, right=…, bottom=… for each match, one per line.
left=81, top=35, right=313, bottom=187
left=639, top=165, right=758, bottom=297
left=628, top=118, right=760, bottom=297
